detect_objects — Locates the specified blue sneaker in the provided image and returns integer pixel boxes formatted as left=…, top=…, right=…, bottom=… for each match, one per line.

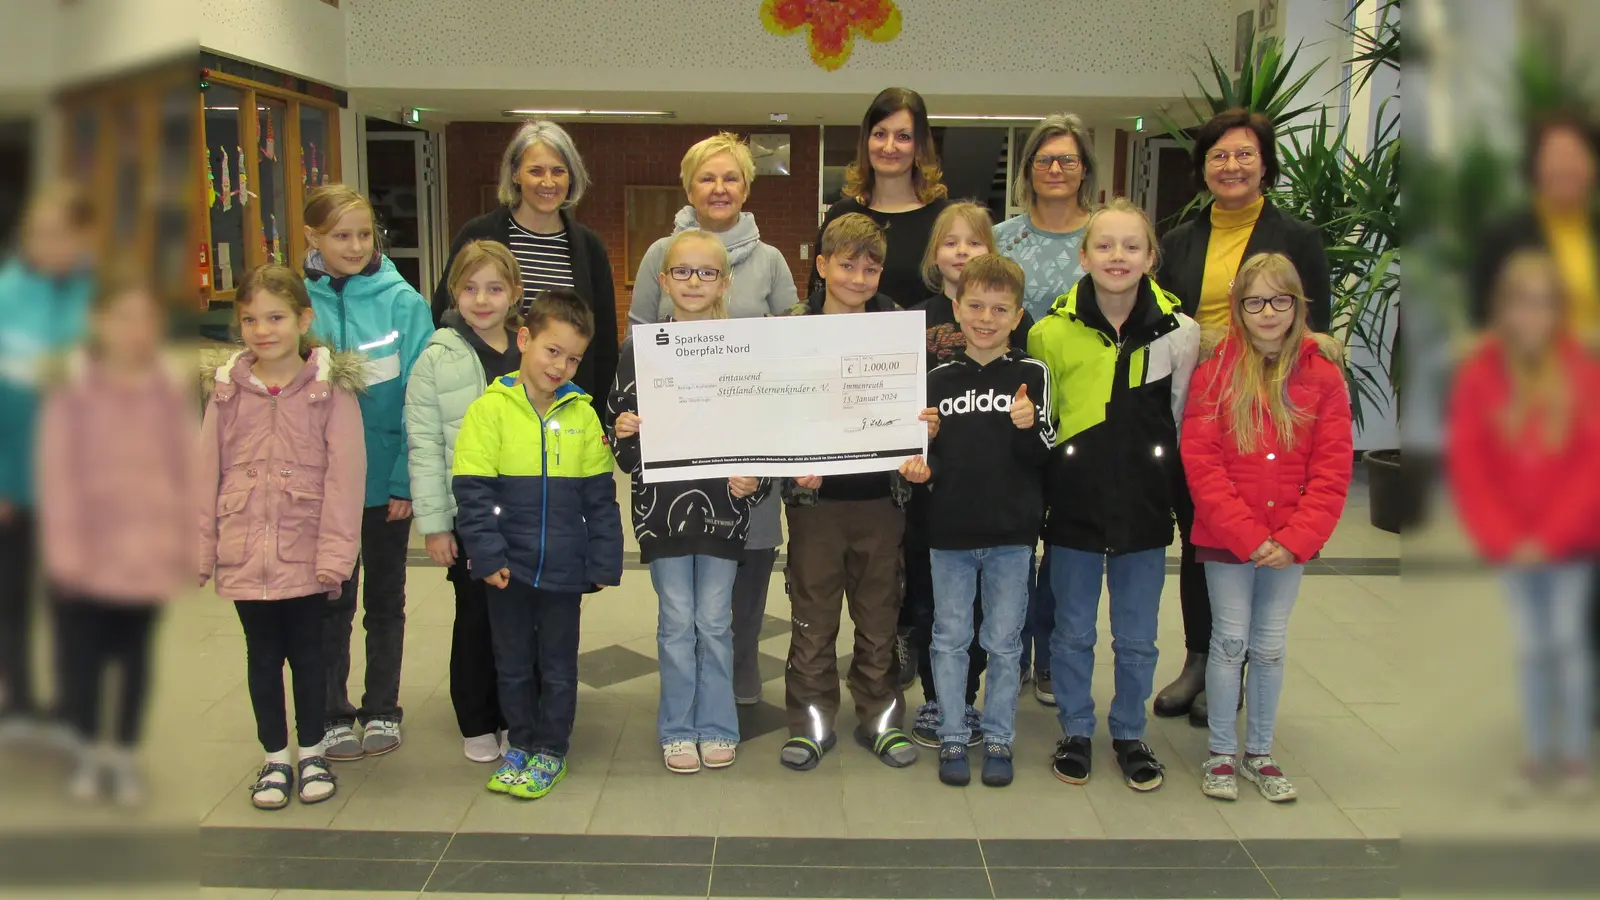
left=938, top=741, right=970, bottom=786
left=982, top=742, right=1014, bottom=787
left=509, top=752, right=566, bottom=800
left=488, top=749, right=529, bottom=794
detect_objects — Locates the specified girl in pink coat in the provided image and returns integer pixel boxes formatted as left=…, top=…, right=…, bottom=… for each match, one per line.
left=199, top=264, right=366, bottom=810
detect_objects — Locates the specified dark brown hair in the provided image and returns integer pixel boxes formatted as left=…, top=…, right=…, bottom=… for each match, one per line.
left=819, top=212, right=887, bottom=264
left=235, top=263, right=320, bottom=356
left=1192, top=108, right=1279, bottom=189
left=842, top=88, right=947, bottom=206
left=522, top=287, right=595, bottom=342
left=955, top=253, right=1025, bottom=305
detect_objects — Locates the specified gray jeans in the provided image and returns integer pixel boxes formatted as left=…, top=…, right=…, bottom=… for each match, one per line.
left=324, top=505, right=410, bottom=727
left=731, top=547, right=778, bottom=700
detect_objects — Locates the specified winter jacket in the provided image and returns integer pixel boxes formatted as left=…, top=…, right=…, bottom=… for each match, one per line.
left=924, top=349, right=1054, bottom=550
left=1027, top=275, right=1201, bottom=554
left=198, top=347, right=367, bottom=601
left=1159, top=199, right=1332, bottom=332
left=451, top=375, right=623, bottom=593
left=433, top=206, right=618, bottom=401
left=779, top=287, right=912, bottom=509
left=628, top=206, right=798, bottom=324
left=0, top=258, right=93, bottom=506
left=1446, top=336, right=1600, bottom=562
left=1181, top=335, right=1353, bottom=564
left=607, top=336, right=772, bottom=563
left=405, top=319, right=504, bottom=536
left=37, top=350, right=193, bottom=602
left=305, top=253, right=433, bottom=508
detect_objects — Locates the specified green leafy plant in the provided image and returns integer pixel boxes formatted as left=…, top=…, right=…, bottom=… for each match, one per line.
left=1154, top=38, right=1325, bottom=158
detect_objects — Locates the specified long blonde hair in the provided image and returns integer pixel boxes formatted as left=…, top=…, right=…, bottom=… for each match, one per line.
left=659, top=230, right=731, bottom=319
left=920, top=201, right=996, bottom=292
left=1493, top=248, right=1572, bottom=449
left=1213, top=253, right=1317, bottom=454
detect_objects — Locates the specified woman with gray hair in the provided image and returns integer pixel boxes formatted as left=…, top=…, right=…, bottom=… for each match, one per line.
left=993, top=112, right=1097, bottom=710
left=995, top=113, right=1098, bottom=323
left=431, top=120, right=617, bottom=398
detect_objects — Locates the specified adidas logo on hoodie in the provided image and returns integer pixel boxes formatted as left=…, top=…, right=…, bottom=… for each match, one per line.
left=938, top=388, right=1013, bottom=417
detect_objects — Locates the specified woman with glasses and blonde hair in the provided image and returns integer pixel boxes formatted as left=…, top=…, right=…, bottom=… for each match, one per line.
left=1181, top=252, right=1350, bottom=803
left=1154, top=108, right=1332, bottom=728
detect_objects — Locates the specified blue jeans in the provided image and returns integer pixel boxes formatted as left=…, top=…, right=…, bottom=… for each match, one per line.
left=650, top=555, right=740, bottom=744
left=1049, top=546, right=1165, bottom=740
left=485, top=581, right=581, bottom=757
left=929, top=546, right=1031, bottom=745
left=1500, top=563, right=1593, bottom=762
left=1022, top=550, right=1056, bottom=677
left=1203, top=562, right=1303, bottom=755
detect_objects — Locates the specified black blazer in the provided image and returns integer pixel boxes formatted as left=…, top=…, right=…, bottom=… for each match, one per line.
left=1158, top=199, right=1332, bottom=332
left=1469, top=207, right=1600, bottom=327
left=433, top=205, right=619, bottom=403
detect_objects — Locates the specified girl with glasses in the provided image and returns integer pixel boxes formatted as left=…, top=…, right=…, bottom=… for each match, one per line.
left=1181, top=252, right=1352, bottom=803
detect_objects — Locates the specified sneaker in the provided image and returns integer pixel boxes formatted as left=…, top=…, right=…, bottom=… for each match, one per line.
left=963, top=706, right=984, bottom=748
left=508, top=752, right=566, bottom=800
left=663, top=740, right=701, bottom=774
left=1052, top=736, right=1092, bottom=785
left=323, top=723, right=364, bottom=761
left=108, top=748, right=145, bottom=808
left=894, top=627, right=918, bottom=690
left=938, top=741, right=970, bottom=786
left=911, top=702, right=942, bottom=748
left=463, top=733, right=501, bottom=763
left=1200, top=753, right=1238, bottom=801
left=1035, top=669, right=1056, bottom=706
left=982, top=742, right=1014, bottom=787
left=1241, top=754, right=1296, bottom=802
left=488, top=749, right=530, bottom=794
left=68, top=750, right=103, bottom=803
left=360, top=717, right=402, bottom=756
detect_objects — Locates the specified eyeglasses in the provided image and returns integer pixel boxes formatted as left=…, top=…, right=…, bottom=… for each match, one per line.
left=1032, top=154, right=1083, bottom=172
left=667, top=266, right=722, bottom=281
left=1206, top=147, right=1259, bottom=168
left=1241, top=293, right=1297, bottom=314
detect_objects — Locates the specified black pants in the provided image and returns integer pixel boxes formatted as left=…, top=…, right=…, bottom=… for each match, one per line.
left=449, top=553, right=506, bottom=739
left=905, top=534, right=985, bottom=707
left=324, top=505, right=410, bottom=726
left=486, top=580, right=581, bottom=757
left=731, top=547, right=779, bottom=699
left=1174, top=482, right=1214, bottom=654
left=53, top=596, right=158, bottom=746
left=237, top=594, right=327, bottom=753
left=0, top=511, right=38, bottom=716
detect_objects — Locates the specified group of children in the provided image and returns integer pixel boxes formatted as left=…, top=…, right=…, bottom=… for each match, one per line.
left=193, top=176, right=1354, bottom=811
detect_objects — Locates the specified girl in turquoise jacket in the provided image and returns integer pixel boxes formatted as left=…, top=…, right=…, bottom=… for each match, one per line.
left=302, top=184, right=433, bottom=760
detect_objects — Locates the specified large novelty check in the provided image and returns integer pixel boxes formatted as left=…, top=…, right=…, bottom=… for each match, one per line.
left=633, top=311, right=927, bottom=483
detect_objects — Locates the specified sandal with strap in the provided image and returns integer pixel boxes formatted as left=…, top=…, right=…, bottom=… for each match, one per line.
left=249, top=761, right=294, bottom=810
left=1113, top=739, right=1165, bottom=792
left=296, top=755, right=337, bottom=805
left=857, top=727, right=918, bottom=768
left=779, top=734, right=836, bottom=772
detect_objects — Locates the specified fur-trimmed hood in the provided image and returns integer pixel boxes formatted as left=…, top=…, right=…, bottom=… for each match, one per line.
left=201, top=345, right=369, bottom=401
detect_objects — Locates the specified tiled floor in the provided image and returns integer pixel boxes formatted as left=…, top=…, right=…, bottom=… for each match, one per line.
left=5, top=471, right=1422, bottom=898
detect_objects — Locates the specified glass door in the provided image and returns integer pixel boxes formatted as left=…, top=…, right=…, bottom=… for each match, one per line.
left=364, top=130, right=436, bottom=294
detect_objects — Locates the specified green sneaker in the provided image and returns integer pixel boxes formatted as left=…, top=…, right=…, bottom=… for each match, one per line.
left=487, top=749, right=530, bottom=794
left=508, top=752, right=566, bottom=800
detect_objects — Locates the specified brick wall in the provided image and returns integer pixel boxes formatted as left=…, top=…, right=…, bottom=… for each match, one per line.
left=445, top=122, right=821, bottom=342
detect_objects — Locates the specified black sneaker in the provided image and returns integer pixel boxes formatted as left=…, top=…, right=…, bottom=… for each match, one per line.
left=938, top=741, right=970, bottom=786
left=894, top=627, right=918, bottom=690
left=982, top=742, right=1014, bottom=787
left=1112, top=738, right=1165, bottom=792
left=1052, top=736, right=1092, bottom=785
left=911, top=702, right=942, bottom=748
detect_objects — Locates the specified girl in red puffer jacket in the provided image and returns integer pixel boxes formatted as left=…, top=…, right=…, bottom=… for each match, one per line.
left=1448, top=248, right=1600, bottom=793
left=1181, top=252, right=1352, bottom=805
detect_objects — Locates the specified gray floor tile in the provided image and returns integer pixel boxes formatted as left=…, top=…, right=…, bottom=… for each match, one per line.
left=759, top=613, right=790, bottom=640
left=201, top=826, right=449, bottom=860
left=988, top=865, right=1277, bottom=898
left=445, top=833, right=713, bottom=864
left=980, top=838, right=1252, bottom=869
left=755, top=650, right=788, bottom=683
left=0, top=829, right=195, bottom=887
left=714, top=836, right=985, bottom=868
left=734, top=699, right=789, bottom=741
left=1242, top=837, right=1398, bottom=868
left=578, top=644, right=660, bottom=688
left=1261, top=865, right=1400, bottom=898
left=425, top=860, right=710, bottom=895
left=201, top=855, right=434, bottom=892
left=711, top=864, right=994, bottom=898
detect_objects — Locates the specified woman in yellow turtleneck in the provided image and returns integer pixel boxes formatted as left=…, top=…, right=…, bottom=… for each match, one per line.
left=1152, top=108, right=1333, bottom=728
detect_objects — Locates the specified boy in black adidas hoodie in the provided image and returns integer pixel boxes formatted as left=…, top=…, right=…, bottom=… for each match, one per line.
left=901, top=254, right=1053, bottom=789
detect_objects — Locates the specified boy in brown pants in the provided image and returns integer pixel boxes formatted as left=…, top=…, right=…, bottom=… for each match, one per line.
left=779, top=213, right=920, bottom=771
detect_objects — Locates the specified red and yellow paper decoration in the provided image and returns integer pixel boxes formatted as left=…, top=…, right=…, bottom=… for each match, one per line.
left=760, top=0, right=902, bottom=71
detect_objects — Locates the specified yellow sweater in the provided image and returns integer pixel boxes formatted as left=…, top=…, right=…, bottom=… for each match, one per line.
left=1535, top=200, right=1599, bottom=336
left=1197, top=196, right=1265, bottom=333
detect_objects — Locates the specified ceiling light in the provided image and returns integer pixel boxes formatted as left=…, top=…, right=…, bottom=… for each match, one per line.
left=502, top=109, right=676, bottom=119
left=928, top=114, right=1046, bottom=122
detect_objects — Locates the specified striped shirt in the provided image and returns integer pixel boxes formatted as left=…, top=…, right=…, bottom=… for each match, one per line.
left=507, top=219, right=576, bottom=310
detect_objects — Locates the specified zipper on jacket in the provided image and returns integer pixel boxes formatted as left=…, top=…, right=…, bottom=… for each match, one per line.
left=265, top=394, right=278, bottom=598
